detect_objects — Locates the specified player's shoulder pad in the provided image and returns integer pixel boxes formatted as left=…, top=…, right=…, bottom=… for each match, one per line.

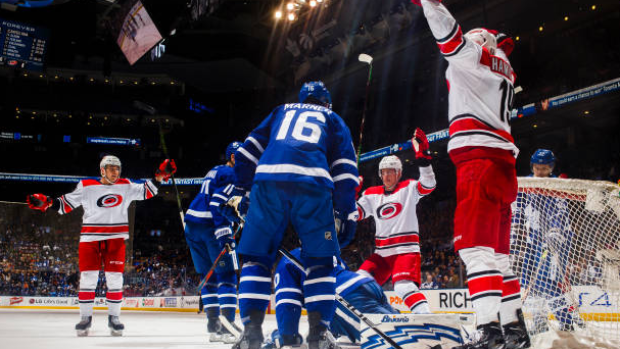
left=81, top=178, right=102, bottom=187
left=115, top=178, right=131, bottom=185
left=363, top=185, right=385, bottom=196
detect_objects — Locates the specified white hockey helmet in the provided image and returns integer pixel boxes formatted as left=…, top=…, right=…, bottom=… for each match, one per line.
left=378, top=155, right=402, bottom=177
left=100, top=155, right=122, bottom=178
left=465, top=28, right=497, bottom=55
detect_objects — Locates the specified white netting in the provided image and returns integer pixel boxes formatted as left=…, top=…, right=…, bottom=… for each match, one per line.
left=510, top=177, right=620, bottom=347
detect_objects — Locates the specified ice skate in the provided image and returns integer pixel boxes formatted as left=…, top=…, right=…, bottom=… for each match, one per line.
left=232, top=310, right=264, bottom=349
left=454, top=322, right=505, bottom=349
left=108, top=315, right=124, bottom=336
left=307, top=312, right=340, bottom=349
left=207, top=315, right=223, bottom=342
left=75, top=316, right=92, bottom=337
left=504, top=310, right=531, bottom=349
left=262, top=330, right=306, bottom=349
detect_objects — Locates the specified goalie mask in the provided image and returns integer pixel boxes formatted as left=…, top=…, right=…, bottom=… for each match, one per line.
left=465, top=28, right=497, bottom=55
left=100, top=155, right=122, bottom=183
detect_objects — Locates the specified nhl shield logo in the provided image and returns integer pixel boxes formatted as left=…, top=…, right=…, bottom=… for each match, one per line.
left=325, top=231, right=332, bottom=240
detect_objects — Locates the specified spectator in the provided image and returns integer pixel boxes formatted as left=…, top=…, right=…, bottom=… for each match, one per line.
left=421, top=273, right=439, bottom=290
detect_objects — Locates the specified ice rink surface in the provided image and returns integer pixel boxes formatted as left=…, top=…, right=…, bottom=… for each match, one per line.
left=0, top=309, right=617, bottom=349
left=0, top=309, right=289, bottom=349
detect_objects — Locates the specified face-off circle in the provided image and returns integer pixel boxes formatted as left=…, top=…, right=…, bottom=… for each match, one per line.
left=96, top=194, right=123, bottom=208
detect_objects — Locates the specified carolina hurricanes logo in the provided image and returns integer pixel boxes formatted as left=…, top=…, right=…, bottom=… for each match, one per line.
left=96, top=194, right=123, bottom=208
left=376, top=202, right=403, bottom=220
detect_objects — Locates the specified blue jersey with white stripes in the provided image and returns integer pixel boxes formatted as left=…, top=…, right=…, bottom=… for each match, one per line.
left=235, top=103, right=359, bottom=213
left=275, top=249, right=373, bottom=299
left=334, top=264, right=374, bottom=298
left=185, top=165, right=235, bottom=227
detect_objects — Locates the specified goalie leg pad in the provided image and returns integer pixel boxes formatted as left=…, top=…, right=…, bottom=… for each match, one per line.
left=360, top=313, right=474, bottom=349
left=238, top=258, right=272, bottom=324
left=459, top=247, right=503, bottom=326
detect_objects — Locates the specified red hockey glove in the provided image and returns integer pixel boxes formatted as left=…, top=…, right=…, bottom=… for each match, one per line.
left=411, top=0, right=440, bottom=7
left=156, top=159, right=177, bottom=181
left=27, top=194, right=53, bottom=212
left=412, top=128, right=432, bottom=162
left=355, top=176, right=364, bottom=199
left=496, top=32, right=515, bottom=57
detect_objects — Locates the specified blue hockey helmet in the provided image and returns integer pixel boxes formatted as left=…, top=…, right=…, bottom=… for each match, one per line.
left=299, top=81, right=332, bottom=108
left=226, top=141, right=242, bottom=161
left=530, top=149, right=555, bottom=166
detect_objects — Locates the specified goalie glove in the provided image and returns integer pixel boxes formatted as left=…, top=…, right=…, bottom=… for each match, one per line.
left=27, top=194, right=53, bottom=212
left=335, top=210, right=358, bottom=248
left=155, top=159, right=177, bottom=182
left=412, top=128, right=432, bottom=166
left=219, top=188, right=249, bottom=224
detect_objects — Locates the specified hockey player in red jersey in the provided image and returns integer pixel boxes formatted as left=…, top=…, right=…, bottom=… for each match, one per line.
left=356, top=128, right=436, bottom=314
left=415, top=1, right=530, bottom=348
left=26, top=155, right=177, bottom=336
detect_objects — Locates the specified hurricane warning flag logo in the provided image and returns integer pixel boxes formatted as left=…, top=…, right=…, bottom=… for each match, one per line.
left=376, top=202, right=403, bottom=220
left=96, top=194, right=123, bottom=208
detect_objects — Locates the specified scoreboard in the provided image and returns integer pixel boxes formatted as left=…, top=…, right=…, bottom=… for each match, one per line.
left=0, top=19, right=49, bottom=71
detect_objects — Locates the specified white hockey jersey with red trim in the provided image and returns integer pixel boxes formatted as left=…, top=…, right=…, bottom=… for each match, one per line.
left=420, top=0, right=519, bottom=157
left=57, top=178, right=158, bottom=242
left=356, top=167, right=435, bottom=257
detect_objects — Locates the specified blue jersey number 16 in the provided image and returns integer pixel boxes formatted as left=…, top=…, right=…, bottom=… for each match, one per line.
left=275, top=110, right=326, bottom=144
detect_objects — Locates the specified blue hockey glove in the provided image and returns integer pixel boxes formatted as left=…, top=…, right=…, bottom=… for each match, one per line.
left=219, top=188, right=249, bottom=224
left=335, top=210, right=358, bottom=248
left=214, top=226, right=236, bottom=251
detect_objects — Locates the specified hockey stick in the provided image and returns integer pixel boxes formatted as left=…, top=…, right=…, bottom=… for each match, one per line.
left=157, top=121, right=186, bottom=230
left=0, top=200, right=27, bottom=205
left=278, top=248, right=405, bottom=349
left=196, top=222, right=244, bottom=292
left=356, top=53, right=373, bottom=164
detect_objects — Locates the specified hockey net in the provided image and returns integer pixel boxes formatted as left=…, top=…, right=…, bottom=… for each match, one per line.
left=510, top=177, right=620, bottom=347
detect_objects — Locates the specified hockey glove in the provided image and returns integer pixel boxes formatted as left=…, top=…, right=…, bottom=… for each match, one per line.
left=214, top=226, right=236, bottom=251
left=220, top=188, right=249, bottom=224
left=335, top=210, right=359, bottom=248
left=155, top=159, right=177, bottom=182
left=411, top=0, right=441, bottom=7
left=412, top=128, right=432, bottom=166
left=355, top=176, right=364, bottom=199
left=27, top=194, right=53, bottom=212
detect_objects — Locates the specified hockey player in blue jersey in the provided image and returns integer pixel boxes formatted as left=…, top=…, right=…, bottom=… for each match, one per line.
left=512, top=149, right=580, bottom=332
left=263, top=248, right=398, bottom=349
left=184, top=141, right=242, bottom=343
left=220, top=81, right=359, bottom=349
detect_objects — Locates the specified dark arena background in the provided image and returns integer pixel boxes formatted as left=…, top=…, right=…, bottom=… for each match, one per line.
left=0, top=1, right=619, bottom=349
